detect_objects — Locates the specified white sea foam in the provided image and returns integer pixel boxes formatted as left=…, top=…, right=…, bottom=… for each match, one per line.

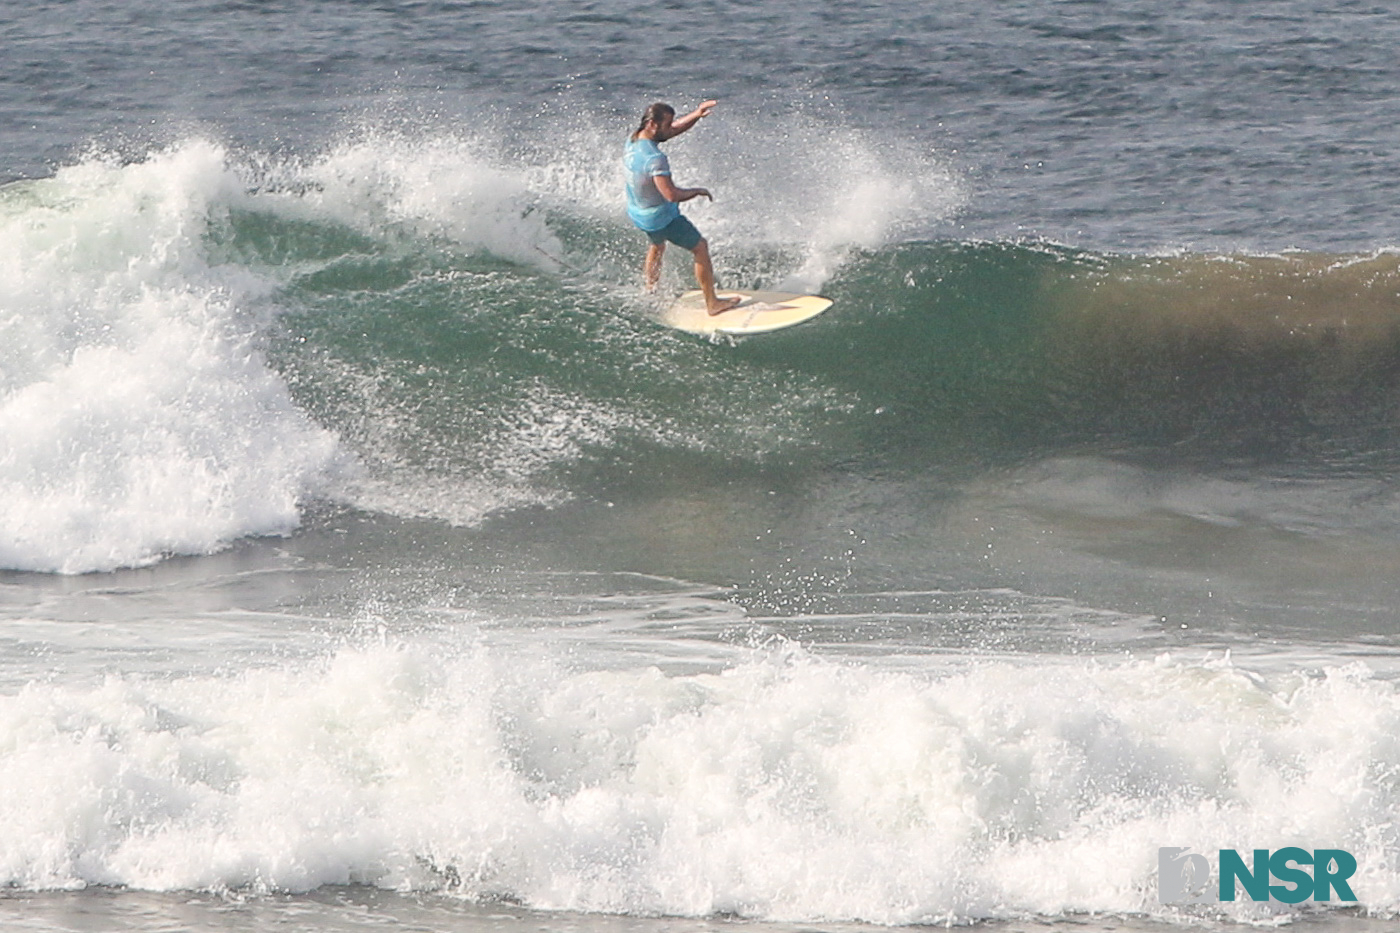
left=0, top=141, right=342, bottom=574
left=0, top=642, right=1395, bottom=924
left=336, top=380, right=632, bottom=527
left=257, top=130, right=570, bottom=269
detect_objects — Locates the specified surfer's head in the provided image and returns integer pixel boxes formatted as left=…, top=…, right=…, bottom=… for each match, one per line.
left=632, top=102, right=675, bottom=141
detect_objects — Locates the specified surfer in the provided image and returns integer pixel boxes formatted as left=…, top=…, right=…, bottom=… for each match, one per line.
left=625, top=100, right=741, bottom=315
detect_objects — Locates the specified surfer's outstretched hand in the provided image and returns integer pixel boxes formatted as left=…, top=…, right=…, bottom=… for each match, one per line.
left=670, top=99, right=719, bottom=137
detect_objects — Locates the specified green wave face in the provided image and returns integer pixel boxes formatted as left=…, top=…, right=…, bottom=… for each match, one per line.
left=246, top=208, right=1400, bottom=510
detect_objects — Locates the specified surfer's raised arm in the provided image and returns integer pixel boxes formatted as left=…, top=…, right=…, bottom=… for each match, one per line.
left=652, top=100, right=717, bottom=201
left=665, top=99, right=718, bottom=137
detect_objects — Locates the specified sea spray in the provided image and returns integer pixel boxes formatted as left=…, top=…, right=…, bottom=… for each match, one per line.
left=0, top=142, right=341, bottom=573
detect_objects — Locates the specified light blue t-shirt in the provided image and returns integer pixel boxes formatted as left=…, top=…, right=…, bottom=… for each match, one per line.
left=623, top=138, right=681, bottom=232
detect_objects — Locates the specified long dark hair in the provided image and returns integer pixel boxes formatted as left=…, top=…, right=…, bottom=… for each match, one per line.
left=630, top=102, right=674, bottom=141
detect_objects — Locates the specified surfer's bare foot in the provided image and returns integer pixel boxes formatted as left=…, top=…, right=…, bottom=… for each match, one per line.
left=707, top=295, right=741, bottom=315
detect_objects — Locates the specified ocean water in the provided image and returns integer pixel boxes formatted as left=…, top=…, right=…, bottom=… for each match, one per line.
left=5, top=1, right=1400, bottom=930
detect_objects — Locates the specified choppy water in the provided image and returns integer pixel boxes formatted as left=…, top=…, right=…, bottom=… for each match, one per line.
left=5, top=1, right=1400, bottom=930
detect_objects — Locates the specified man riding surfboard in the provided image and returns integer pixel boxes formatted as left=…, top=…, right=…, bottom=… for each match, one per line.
left=624, top=99, right=741, bottom=315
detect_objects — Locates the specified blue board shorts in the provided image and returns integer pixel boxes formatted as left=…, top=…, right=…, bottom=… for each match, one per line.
left=645, top=215, right=703, bottom=251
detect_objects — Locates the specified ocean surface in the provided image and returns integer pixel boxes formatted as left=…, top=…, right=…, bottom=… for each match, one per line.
left=5, top=1, right=1400, bottom=930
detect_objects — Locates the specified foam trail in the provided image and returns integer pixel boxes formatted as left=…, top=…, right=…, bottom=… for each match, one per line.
left=1, top=642, right=1396, bottom=924
left=0, top=141, right=341, bottom=573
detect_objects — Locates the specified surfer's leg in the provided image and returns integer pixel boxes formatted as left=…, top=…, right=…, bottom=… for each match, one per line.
left=691, top=239, right=740, bottom=315
left=644, top=242, right=665, bottom=292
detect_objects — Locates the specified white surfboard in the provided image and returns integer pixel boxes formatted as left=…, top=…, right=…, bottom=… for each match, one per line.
left=661, top=289, right=833, bottom=336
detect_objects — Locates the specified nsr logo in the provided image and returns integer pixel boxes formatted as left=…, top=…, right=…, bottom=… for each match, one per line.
left=1159, top=847, right=1358, bottom=904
